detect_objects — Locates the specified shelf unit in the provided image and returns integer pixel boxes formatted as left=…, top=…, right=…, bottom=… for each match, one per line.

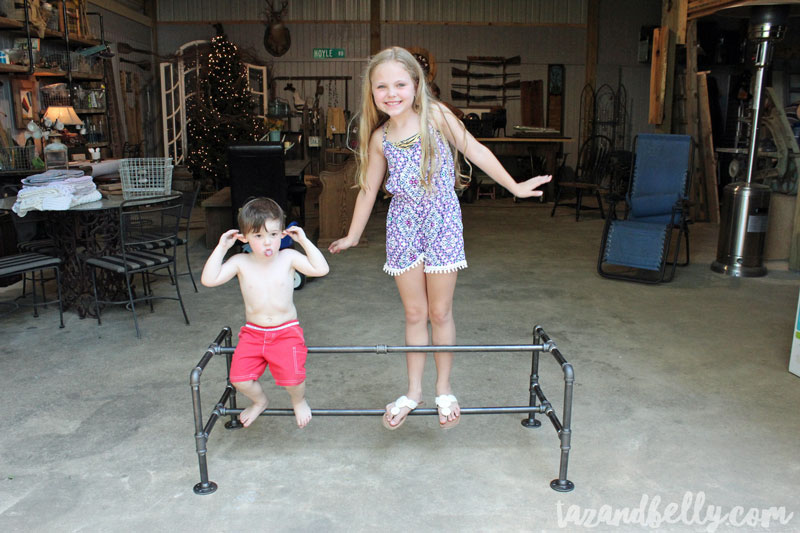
left=0, top=15, right=99, bottom=45
left=450, top=55, right=520, bottom=107
left=0, top=3, right=112, bottom=164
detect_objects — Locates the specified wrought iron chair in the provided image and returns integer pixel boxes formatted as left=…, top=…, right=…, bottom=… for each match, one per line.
left=597, top=134, right=693, bottom=284
left=0, top=253, right=64, bottom=327
left=550, top=134, right=612, bottom=220
left=85, top=194, right=190, bottom=337
left=129, top=184, right=201, bottom=292
left=6, top=208, right=59, bottom=303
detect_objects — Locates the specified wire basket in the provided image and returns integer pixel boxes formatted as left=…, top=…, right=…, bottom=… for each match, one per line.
left=0, top=145, right=36, bottom=171
left=120, top=158, right=174, bottom=199
left=40, top=83, right=71, bottom=109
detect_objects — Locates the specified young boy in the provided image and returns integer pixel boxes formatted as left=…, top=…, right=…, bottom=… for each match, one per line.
left=201, top=197, right=329, bottom=428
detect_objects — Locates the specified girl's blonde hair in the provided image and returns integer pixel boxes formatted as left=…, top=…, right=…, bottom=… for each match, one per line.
left=355, top=46, right=469, bottom=191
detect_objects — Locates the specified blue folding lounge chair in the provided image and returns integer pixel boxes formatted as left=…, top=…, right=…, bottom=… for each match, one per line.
left=597, top=134, right=692, bottom=283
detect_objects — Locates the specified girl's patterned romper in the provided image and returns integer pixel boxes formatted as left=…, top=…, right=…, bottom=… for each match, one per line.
left=382, top=124, right=467, bottom=276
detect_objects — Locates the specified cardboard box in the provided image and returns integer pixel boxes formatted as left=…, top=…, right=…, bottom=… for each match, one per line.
left=790, top=288, right=800, bottom=378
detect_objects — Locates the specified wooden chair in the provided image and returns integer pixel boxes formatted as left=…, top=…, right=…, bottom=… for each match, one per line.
left=550, top=135, right=612, bottom=220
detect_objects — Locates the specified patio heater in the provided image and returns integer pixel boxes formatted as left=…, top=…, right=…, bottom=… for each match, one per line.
left=711, top=4, right=789, bottom=277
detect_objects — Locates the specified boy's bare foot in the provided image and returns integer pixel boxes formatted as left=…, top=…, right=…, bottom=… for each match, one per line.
left=239, top=399, right=268, bottom=427
left=293, top=399, right=312, bottom=428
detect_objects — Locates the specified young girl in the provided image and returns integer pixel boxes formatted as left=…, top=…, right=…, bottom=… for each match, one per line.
left=329, top=46, right=550, bottom=430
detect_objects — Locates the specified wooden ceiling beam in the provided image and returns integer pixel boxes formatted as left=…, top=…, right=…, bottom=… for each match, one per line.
left=688, top=0, right=781, bottom=20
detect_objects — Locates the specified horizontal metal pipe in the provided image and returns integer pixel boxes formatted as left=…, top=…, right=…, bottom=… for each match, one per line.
left=216, top=406, right=545, bottom=417
left=217, top=344, right=545, bottom=356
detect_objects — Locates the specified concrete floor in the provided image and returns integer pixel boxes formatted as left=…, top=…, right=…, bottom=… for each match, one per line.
left=1, top=198, right=799, bottom=532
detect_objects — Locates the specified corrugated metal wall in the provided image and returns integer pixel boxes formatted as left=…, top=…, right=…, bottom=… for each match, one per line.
left=158, top=26, right=586, bottom=147
left=153, top=0, right=668, bottom=162
left=157, top=0, right=586, bottom=24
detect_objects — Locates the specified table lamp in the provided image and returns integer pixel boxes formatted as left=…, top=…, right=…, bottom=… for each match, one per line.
left=42, top=106, right=82, bottom=170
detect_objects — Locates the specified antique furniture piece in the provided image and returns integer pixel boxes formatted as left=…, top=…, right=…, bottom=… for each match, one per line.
left=317, top=158, right=359, bottom=248
left=473, top=136, right=571, bottom=202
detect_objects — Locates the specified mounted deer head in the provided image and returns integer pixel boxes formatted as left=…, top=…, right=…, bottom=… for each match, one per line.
left=264, top=0, right=291, bottom=57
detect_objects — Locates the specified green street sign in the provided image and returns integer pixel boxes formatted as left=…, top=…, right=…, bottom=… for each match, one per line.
left=313, top=48, right=345, bottom=59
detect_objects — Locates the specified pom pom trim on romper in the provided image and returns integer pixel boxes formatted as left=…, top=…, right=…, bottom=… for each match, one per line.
left=383, top=254, right=468, bottom=276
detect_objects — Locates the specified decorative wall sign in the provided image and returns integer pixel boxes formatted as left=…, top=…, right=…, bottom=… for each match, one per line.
left=11, top=76, right=39, bottom=129
left=313, top=48, right=345, bottom=59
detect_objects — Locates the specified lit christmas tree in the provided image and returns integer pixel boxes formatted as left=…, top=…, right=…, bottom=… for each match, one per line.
left=187, top=25, right=266, bottom=190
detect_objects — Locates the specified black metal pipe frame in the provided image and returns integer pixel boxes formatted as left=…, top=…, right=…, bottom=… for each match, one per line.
left=23, top=0, right=34, bottom=74
left=190, top=324, right=575, bottom=495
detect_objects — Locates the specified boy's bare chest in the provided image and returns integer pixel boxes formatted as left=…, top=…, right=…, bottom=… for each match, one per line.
left=239, top=256, right=293, bottom=290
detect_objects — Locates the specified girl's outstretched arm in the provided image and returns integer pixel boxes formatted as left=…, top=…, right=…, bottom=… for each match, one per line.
left=434, top=103, right=551, bottom=198
left=328, top=129, right=387, bottom=253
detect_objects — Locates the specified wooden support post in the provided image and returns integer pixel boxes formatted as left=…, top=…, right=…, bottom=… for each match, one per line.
left=650, top=0, right=686, bottom=132
left=370, top=0, right=380, bottom=55
left=106, top=58, right=125, bottom=158
left=585, top=0, right=598, bottom=93
left=684, top=20, right=706, bottom=222
left=697, top=71, right=720, bottom=223
left=675, top=0, right=688, bottom=45
left=649, top=27, right=667, bottom=125
left=791, top=185, right=800, bottom=271
left=655, top=27, right=675, bottom=133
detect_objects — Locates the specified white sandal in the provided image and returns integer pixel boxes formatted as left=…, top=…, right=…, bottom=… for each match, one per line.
left=435, top=394, right=460, bottom=429
left=382, top=395, right=421, bottom=430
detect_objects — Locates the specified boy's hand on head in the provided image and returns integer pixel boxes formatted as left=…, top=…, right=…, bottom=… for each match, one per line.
left=218, top=228, right=243, bottom=249
left=513, top=174, right=552, bottom=198
left=283, top=225, right=306, bottom=242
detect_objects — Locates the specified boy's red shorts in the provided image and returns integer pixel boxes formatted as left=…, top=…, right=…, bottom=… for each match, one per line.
left=229, top=320, right=307, bottom=386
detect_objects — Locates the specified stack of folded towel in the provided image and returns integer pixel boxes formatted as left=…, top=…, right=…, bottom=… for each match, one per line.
left=13, top=170, right=103, bottom=217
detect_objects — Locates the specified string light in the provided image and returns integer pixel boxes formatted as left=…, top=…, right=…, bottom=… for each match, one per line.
left=187, top=32, right=267, bottom=189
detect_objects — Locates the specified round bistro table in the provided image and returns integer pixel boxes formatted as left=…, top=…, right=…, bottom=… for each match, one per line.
left=1, top=194, right=172, bottom=318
